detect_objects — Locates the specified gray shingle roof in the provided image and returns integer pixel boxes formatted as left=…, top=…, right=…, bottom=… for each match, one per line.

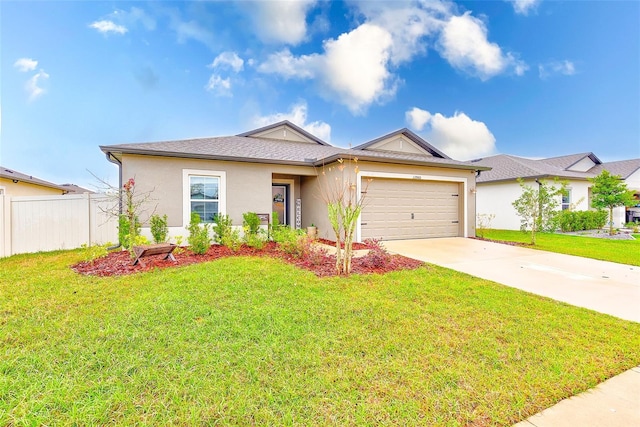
left=591, top=159, right=640, bottom=179
left=475, top=154, right=640, bottom=183
left=0, top=166, right=70, bottom=193
left=101, top=133, right=486, bottom=171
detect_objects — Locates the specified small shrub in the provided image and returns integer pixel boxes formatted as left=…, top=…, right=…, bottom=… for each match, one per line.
left=244, top=230, right=267, bottom=250
left=221, top=228, right=242, bottom=252
left=132, top=234, right=150, bottom=247
left=476, top=213, right=495, bottom=238
left=213, top=214, right=233, bottom=244
left=242, top=212, right=262, bottom=235
left=625, top=221, right=640, bottom=233
left=187, top=212, right=211, bottom=255
left=272, top=226, right=307, bottom=257
left=173, top=235, right=185, bottom=255
left=118, top=214, right=141, bottom=251
left=361, top=238, right=391, bottom=268
left=150, top=214, right=169, bottom=243
left=242, top=212, right=267, bottom=249
left=80, top=243, right=109, bottom=263
left=299, top=237, right=329, bottom=265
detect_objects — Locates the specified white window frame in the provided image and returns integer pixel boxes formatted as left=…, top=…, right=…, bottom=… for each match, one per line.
left=183, top=169, right=226, bottom=226
left=562, top=188, right=571, bottom=210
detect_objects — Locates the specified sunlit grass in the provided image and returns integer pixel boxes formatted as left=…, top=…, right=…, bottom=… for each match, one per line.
left=480, top=229, right=640, bottom=266
left=1, top=250, right=639, bottom=425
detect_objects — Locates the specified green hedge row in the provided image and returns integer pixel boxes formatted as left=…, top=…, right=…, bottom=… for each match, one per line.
left=556, top=209, right=608, bottom=232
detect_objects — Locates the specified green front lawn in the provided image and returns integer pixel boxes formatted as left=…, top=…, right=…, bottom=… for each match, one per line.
left=480, top=229, right=640, bottom=266
left=1, top=250, right=639, bottom=426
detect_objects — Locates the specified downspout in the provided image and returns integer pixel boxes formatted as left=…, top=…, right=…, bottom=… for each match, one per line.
left=105, top=152, right=122, bottom=250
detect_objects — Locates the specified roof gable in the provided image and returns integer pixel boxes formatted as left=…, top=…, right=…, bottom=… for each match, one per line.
left=541, top=152, right=601, bottom=172
left=237, top=120, right=329, bottom=146
left=354, top=128, right=450, bottom=159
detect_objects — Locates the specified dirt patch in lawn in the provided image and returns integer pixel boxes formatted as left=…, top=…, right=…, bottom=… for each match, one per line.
left=72, top=241, right=423, bottom=278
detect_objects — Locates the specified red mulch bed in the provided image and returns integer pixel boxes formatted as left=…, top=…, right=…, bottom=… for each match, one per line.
left=317, top=238, right=369, bottom=250
left=72, top=241, right=423, bottom=278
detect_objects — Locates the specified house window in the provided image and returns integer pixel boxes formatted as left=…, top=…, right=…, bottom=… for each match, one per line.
left=183, top=169, right=226, bottom=225
left=562, top=189, right=571, bottom=210
left=190, top=176, right=219, bottom=222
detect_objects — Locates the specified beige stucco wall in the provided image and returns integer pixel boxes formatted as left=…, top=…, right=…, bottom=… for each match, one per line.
left=0, top=178, right=65, bottom=197
left=300, top=161, right=477, bottom=240
left=121, top=154, right=478, bottom=241
left=121, top=154, right=315, bottom=230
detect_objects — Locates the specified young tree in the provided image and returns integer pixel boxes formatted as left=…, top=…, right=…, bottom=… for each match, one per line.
left=90, top=172, right=156, bottom=255
left=512, top=178, right=566, bottom=245
left=589, top=170, right=635, bottom=235
left=318, top=157, right=370, bottom=275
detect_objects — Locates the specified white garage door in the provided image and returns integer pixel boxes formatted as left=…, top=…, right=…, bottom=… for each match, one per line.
left=361, top=178, right=461, bottom=240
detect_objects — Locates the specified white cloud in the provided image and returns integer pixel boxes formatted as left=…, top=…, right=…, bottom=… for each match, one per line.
left=507, top=0, right=541, bottom=16
left=405, top=108, right=496, bottom=160
left=437, top=12, right=527, bottom=80
left=257, top=2, right=527, bottom=115
left=26, top=70, right=50, bottom=101
left=205, top=75, right=232, bottom=97
left=248, top=0, right=317, bottom=45
left=539, top=60, right=576, bottom=79
left=405, top=107, right=432, bottom=131
left=253, top=101, right=331, bottom=142
left=352, top=1, right=447, bottom=66
left=257, top=49, right=318, bottom=79
left=14, top=58, right=38, bottom=72
left=259, top=24, right=397, bottom=115
left=321, top=24, right=396, bottom=114
left=89, top=20, right=128, bottom=35
left=210, top=52, right=244, bottom=73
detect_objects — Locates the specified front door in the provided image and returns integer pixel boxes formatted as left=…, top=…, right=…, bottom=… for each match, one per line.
left=272, top=184, right=288, bottom=225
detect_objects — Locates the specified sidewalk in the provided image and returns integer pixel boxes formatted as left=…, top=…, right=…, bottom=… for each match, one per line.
left=514, top=366, right=640, bottom=427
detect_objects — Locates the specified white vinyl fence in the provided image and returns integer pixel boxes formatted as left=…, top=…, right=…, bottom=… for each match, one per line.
left=0, top=193, right=118, bottom=257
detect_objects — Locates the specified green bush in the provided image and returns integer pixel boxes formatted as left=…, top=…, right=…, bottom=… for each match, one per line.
left=242, top=212, right=267, bottom=249
left=118, top=214, right=141, bottom=251
left=149, top=214, right=169, bottom=243
left=272, top=226, right=307, bottom=257
left=212, top=214, right=233, bottom=244
left=242, top=212, right=261, bottom=235
left=221, top=228, right=242, bottom=251
left=556, top=210, right=608, bottom=232
left=187, top=213, right=211, bottom=255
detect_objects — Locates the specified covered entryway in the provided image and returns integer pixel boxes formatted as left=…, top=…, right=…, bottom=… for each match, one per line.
left=361, top=178, right=461, bottom=240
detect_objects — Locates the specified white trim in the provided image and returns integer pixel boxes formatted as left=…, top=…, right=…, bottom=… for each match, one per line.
left=182, top=169, right=226, bottom=227
left=357, top=171, right=468, bottom=240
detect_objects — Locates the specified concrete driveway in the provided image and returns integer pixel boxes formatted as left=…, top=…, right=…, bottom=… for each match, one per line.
left=383, top=237, right=640, bottom=323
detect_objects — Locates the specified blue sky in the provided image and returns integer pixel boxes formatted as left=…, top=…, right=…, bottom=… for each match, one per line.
left=2, top=0, right=639, bottom=189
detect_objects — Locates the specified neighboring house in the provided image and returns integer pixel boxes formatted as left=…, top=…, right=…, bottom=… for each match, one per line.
left=0, top=166, right=77, bottom=196
left=473, top=153, right=640, bottom=230
left=100, top=121, right=489, bottom=242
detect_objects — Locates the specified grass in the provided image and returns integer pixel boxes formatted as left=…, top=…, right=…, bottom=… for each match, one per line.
left=1, top=250, right=640, bottom=426
left=479, top=229, right=640, bottom=266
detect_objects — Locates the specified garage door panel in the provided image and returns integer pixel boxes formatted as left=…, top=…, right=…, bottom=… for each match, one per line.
left=361, top=178, right=461, bottom=240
